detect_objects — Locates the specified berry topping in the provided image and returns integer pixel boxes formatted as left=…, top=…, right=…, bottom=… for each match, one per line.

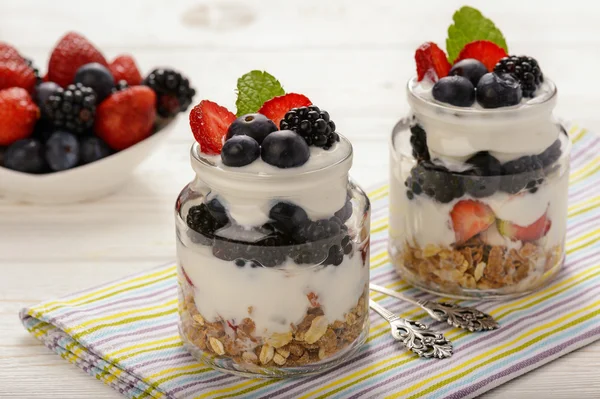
left=45, top=130, right=80, bottom=171
left=453, top=40, right=508, bottom=72
left=269, top=202, right=309, bottom=234
left=3, top=138, right=46, bottom=173
left=205, top=197, right=229, bottom=225
left=494, top=55, right=543, bottom=98
left=406, top=161, right=464, bottom=203
left=0, top=42, right=23, bottom=63
left=189, top=100, right=236, bottom=155
left=260, top=130, right=310, bottom=169
left=0, top=88, right=39, bottom=146
left=186, top=203, right=228, bottom=246
left=280, top=105, right=340, bottom=150
left=95, top=86, right=156, bottom=150
left=108, top=55, right=143, bottom=86
left=409, top=124, right=430, bottom=161
left=464, top=152, right=502, bottom=198
left=500, top=155, right=544, bottom=194
left=432, top=75, right=475, bottom=107
left=80, top=136, right=111, bottom=165
left=476, top=72, right=522, bottom=108
left=143, top=68, right=196, bottom=118
left=47, top=32, right=108, bottom=87
left=415, top=42, right=451, bottom=82
left=449, top=58, right=488, bottom=86
left=74, top=62, right=115, bottom=102
left=497, top=212, right=551, bottom=242
left=45, top=83, right=97, bottom=135
left=0, top=61, right=37, bottom=93
left=258, top=93, right=312, bottom=127
left=226, top=113, right=277, bottom=144
left=450, top=200, right=495, bottom=243
left=334, top=196, right=353, bottom=222
left=35, top=82, right=61, bottom=116
left=221, top=135, right=260, bottom=167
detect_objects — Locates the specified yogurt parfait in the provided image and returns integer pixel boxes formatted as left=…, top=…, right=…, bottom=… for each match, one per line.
left=176, top=71, right=370, bottom=377
left=389, top=7, right=570, bottom=299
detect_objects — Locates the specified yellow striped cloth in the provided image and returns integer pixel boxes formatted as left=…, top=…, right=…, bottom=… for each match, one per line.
left=21, top=125, right=600, bottom=398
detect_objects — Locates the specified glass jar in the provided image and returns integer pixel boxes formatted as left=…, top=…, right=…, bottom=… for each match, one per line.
left=175, top=136, right=370, bottom=378
left=389, top=77, right=570, bottom=299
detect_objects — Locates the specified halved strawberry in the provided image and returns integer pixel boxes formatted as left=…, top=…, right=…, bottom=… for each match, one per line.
left=415, top=42, right=451, bottom=82
left=454, top=40, right=508, bottom=72
left=189, top=100, right=236, bottom=155
left=0, top=42, right=23, bottom=64
left=450, top=200, right=496, bottom=243
left=497, top=213, right=551, bottom=242
left=258, top=93, right=311, bottom=127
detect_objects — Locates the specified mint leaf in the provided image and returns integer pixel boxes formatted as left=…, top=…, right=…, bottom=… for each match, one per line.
left=235, top=71, right=285, bottom=116
left=446, top=6, right=508, bottom=63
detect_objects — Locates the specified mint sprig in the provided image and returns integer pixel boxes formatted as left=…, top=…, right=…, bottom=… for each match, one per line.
left=235, top=71, right=285, bottom=116
left=446, top=6, right=508, bottom=63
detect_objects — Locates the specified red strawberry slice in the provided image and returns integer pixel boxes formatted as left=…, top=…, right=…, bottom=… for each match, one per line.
left=47, top=32, right=108, bottom=87
left=0, top=42, right=24, bottom=64
left=109, top=54, right=142, bottom=85
left=258, top=93, right=312, bottom=127
left=454, top=40, right=508, bottom=72
left=181, top=267, right=194, bottom=287
left=450, top=200, right=496, bottom=243
left=0, top=88, right=40, bottom=146
left=497, top=213, right=551, bottom=242
left=189, top=100, right=236, bottom=155
left=415, top=42, right=451, bottom=82
left=0, top=61, right=37, bottom=93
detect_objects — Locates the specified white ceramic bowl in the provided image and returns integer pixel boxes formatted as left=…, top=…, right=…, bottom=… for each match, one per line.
left=0, top=118, right=176, bottom=204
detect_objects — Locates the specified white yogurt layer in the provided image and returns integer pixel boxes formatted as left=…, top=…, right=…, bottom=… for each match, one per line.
left=408, top=78, right=559, bottom=162
left=177, top=238, right=368, bottom=338
left=191, top=137, right=352, bottom=228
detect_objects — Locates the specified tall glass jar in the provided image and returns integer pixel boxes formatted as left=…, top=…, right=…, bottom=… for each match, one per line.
left=389, top=77, right=570, bottom=299
left=176, top=136, right=370, bottom=378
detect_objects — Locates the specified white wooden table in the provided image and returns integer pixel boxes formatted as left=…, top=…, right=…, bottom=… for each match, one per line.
left=1, top=0, right=599, bottom=397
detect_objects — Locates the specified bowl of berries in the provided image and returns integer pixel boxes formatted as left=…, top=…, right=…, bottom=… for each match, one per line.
left=0, top=32, right=195, bottom=204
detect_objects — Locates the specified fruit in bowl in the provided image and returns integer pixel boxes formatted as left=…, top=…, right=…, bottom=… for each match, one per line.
left=0, top=32, right=195, bottom=203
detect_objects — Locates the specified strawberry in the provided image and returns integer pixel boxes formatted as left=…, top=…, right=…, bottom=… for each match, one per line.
left=189, top=100, right=236, bottom=155
left=181, top=267, right=194, bottom=287
left=0, top=61, right=37, bottom=92
left=0, top=42, right=23, bottom=64
left=415, top=42, right=451, bottom=82
left=453, top=40, right=508, bottom=72
left=258, top=93, right=312, bottom=127
left=95, top=86, right=156, bottom=151
left=0, top=88, right=39, bottom=146
left=47, top=32, right=108, bottom=87
left=497, top=213, right=551, bottom=242
left=109, top=54, right=142, bottom=85
left=450, top=200, right=495, bottom=243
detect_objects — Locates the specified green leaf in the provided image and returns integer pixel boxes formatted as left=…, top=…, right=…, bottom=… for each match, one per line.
left=235, top=71, right=285, bottom=116
left=446, top=6, right=508, bottom=63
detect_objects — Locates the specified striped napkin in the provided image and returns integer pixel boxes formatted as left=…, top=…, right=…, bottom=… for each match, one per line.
left=21, top=125, right=600, bottom=399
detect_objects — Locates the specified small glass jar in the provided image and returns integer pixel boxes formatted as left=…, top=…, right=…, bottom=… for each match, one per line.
left=389, top=77, right=570, bottom=299
left=175, top=136, right=370, bottom=378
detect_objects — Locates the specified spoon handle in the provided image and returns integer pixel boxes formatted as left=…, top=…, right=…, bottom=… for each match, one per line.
left=369, top=299, right=399, bottom=322
left=369, top=283, right=420, bottom=307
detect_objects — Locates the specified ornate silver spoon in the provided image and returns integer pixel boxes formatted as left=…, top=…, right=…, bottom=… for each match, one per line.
left=369, top=299, right=453, bottom=359
left=370, top=283, right=499, bottom=332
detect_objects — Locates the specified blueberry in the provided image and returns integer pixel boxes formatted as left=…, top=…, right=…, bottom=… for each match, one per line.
left=334, top=196, right=353, bottom=222
left=466, top=152, right=502, bottom=175
left=3, top=139, right=46, bottom=173
left=538, top=139, right=562, bottom=168
left=261, top=130, right=310, bottom=168
left=449, top=59, right=488, bottom=86
left=206, top=197, right=229, bottom=225
left=80, top=136, right=111, bottom=165
left=476, top=73, right=522, bottom=108
left=226, top=113, right=278, bottom=144
left=45, top=131, right=80, bottom=171
left=432, top=76, right=475, bottom=107
left=74, top=63, right=115, bottom=102
left=269, top=202, right=309, bottom=233
left=221, top=135, right=260, bottom=167
left=35, top=82, right=60, bottom=115
left=464, top=152, right=502, bottom=199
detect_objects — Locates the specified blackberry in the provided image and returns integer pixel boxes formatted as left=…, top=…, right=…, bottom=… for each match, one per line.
left=22, top=57, right=42, bottom=84
left=186, top=203, right=228, bottom=245
left=409, top=124, right=430, bottom=161
left=463, top=152, right=502, bottom=198
left=500, top=155, right=544, bottom=194
left=143, top=68, right=196, bottom=117
left=494, top=56, right=544, bottom=98
left=279, top=105, right=339, bottom=150
left=409, top=161, right=464, bottom=203
left=45, top=83, right=97, bottom=134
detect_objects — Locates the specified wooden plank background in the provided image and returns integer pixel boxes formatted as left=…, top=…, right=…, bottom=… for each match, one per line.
left=1, top=0, right=599, bottom=397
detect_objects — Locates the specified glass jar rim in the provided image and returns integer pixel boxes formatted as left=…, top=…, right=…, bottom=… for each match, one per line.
left=189, top=133, right=353, bottom=181
left=407, top=76, right=557, bottom=119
